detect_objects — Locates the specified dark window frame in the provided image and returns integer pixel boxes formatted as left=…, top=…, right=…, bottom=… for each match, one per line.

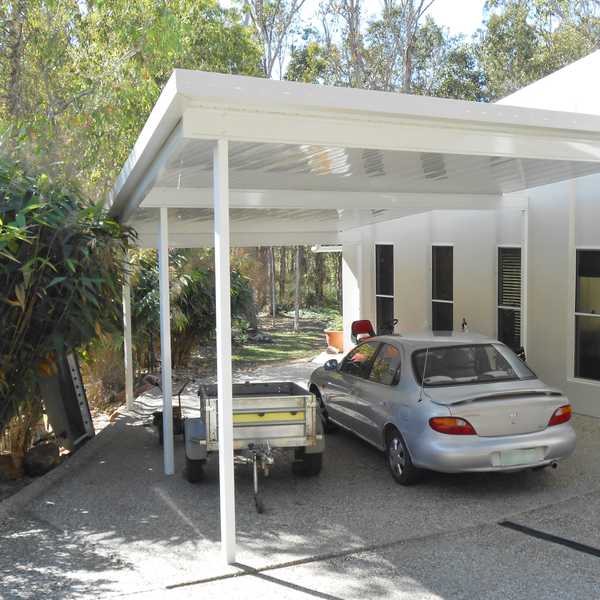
left=375, top=244, right=394, bottom=334
left=574, top=249, right=600, bottom=382
left=432, top=245, right=453, bottom=331
left=497, top=246, right=522, bottom=351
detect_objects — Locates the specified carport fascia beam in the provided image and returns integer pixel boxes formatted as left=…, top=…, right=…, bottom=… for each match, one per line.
left=118, top=121, right=184, bottom=223
left=141, top=188, right=506, bottom=211
left=133, top=231, right=341, bottom=249
left=182, top=105, right=600, bottom=164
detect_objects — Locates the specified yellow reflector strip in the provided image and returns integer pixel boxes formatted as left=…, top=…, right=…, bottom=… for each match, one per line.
left=233, top=411, right=305, bottom=424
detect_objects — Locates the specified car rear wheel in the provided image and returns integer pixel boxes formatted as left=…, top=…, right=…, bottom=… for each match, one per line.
left=386, top=429, right=420, bottom=486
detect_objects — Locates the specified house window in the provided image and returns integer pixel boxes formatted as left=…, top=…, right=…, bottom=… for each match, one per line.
left=432, top=246, right=453, bottom=331
left=375, top=245, right=394, bottom=334
left=575, top=250, right=600, bottom=381
left=498, top=247, right=522, bottom=351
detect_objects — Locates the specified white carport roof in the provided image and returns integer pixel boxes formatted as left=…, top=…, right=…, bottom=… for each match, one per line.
left=106, top=69, right=600, bottom=247
left=110, top=67, right=600, bottom=565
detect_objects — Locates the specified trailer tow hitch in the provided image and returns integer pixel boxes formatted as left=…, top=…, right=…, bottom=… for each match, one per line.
left=236, top=443, right=274, bottom=514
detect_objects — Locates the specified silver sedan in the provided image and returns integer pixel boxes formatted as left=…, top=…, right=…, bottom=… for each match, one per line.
left=309, top=332, right=576, bottom=485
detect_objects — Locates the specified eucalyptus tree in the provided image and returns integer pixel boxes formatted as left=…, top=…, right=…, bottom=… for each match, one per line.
left=479, top=0, right=600, bottom=99
left=380, top=0, right=435, bottom=93
left=0, top=0, right=261, bottom=199
left=240, top=0, right=307, bottom=78
left=333, top=0, right=370, bottom=87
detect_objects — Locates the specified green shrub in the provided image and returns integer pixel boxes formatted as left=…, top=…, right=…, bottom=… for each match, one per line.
left=325, top=313, right=343, bottom=331
left=130, top=249, right=257, bottom=369
left=0, top=152, right=134, bottom=432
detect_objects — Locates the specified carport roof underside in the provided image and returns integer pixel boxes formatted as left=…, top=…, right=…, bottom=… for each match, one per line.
left=106, top=69, right=600, bottom=248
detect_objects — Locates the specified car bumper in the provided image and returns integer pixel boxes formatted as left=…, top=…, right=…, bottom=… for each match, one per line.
left=411, top=423, right=576, bottom=473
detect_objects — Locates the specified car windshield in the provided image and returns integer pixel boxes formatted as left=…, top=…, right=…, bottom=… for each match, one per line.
left=413, top=344, right=535, bottom=387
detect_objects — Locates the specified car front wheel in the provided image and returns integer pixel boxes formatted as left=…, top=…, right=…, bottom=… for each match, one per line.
left=386, top=429, right=421, bottom=486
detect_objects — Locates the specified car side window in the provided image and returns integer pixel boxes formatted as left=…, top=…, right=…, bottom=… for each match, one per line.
left=369, top=344, right=402, bottom=386
left=340, top=342, right=380, bottom=379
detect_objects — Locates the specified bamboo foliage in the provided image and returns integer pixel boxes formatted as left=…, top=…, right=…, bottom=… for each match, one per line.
left=0, top=150, right=134, bottom=431
left=129, top=248, right=257, bottom=370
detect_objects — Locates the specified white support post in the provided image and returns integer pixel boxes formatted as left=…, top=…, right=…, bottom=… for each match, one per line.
left=122, top=265, right=135, bottom=411
left=158, top=206, right=175, bottom=475
left=213, top=139, right=236, bottom=564
left=342, top=243, right=362, bottom=352
left=520, top=208, right=529, bottom=353
left=566, top=181, right=577, bottom=380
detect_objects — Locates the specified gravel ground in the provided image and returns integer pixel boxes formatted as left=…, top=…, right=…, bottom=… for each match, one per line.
left=1, top=359, right=600, bottom=599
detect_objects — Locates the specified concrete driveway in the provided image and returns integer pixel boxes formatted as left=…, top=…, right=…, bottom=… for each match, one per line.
left=2, top=359, right=600, bottom=599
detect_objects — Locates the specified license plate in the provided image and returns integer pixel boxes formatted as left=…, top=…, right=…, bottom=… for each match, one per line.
left=497, top=447, right=544, bottom=467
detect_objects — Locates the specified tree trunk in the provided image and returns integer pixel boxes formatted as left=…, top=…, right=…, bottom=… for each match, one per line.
left=269, top=246, right=276, bottom=325
left=256, top=247, right=269, bottom=309
left=402, top=43, right=413, bottom=93
left=314, top=252, right=325, bottom=306
left=293, top=246, right=303, bottom=331
left=278, top=247, right=286, bottom=302
left=5, top=1, right=27, bottom=119
left=336, top=252, right=343, bottom=310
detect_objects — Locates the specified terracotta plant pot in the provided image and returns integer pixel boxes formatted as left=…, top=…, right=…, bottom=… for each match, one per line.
left=324, top=329, right=344, bottom=353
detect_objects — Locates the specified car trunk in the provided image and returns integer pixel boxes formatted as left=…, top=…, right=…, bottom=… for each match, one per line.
left=426, top=381, right=566, bottom=437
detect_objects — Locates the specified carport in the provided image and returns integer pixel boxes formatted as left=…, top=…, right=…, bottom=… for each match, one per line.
left=105, top=69, right=600, bottom=564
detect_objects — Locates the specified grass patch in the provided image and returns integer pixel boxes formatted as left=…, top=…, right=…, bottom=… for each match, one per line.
left=187, top=311, right=339, bottom=374
left=232, top=327, right=324, bottom=364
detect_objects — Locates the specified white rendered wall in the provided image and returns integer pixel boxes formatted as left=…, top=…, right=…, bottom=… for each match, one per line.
left=392, top=213, right=430, bottom=333
left=496, top=207, right=523, bottom=247
left=341, top=208, right=520, bottom=341
left=495, top=51, right=600, bottom=416
left=527, top=173, right=600, bottom=417
left=431, top=211, right=497, bottom=337
left=526, top=181, right=571, bottom=392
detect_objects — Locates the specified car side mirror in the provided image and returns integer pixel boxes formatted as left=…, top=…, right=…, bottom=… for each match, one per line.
left=324, top=359, right=339, bottom=371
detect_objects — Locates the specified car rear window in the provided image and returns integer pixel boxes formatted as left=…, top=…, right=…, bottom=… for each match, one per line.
left=412, top=344, right=535, bottom=387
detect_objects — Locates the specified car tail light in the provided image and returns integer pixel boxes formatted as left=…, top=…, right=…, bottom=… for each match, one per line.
left=548, top=405, right=572, bottom=427
left=429, top=417, right=477, bottom=435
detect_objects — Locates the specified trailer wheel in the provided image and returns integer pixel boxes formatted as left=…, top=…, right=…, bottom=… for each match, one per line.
left=255, top=494, right=265, bottom=514
left=292, top=448, right=323, bottom=477
left=185, top=457, right=205, bottom=483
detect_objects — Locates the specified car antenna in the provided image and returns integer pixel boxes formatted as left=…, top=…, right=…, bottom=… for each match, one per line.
left=418, top=346, right=430, bottom=403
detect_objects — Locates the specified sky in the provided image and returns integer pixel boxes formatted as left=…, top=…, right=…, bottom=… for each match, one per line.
left=219, top=0, right=488, bottom=38
left=362, top=0, right=487, bottom=36
left=416, top=0, right=487, bottom=36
